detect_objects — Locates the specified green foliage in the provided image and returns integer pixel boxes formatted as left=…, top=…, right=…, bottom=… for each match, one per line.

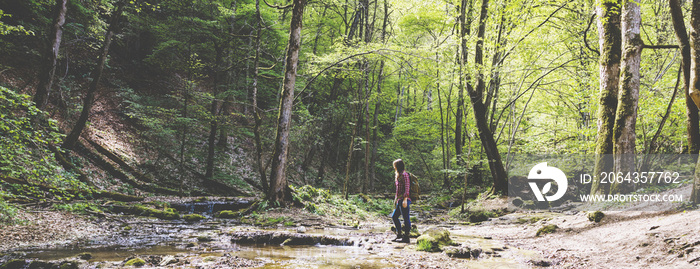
left=0, top=197, right=18, bottom=224
left=416, top=239, right=433, bottom=252
left=250, top=216, right=285, bottom=227
left=0, top=86, right=82, bottom=189
left=0, top=10, right=33, bottom=35
left=53, top=202, right=102, bottom=214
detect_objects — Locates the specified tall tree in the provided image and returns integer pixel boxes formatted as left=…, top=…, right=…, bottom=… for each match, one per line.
left=33, top=0, right=68, bottom=110
left=253, top=0, right=269, bottom=193
left=610, top=0, right=642, bottom=194
left=268, top=0, right=306, bottom=205
left=590, top=0, right=621, bottom=196
left=689, top=0, right=700, bottom=203
left=63, top=1, right=125, bottom=149
left=465, top=0, right=508, bottom=195
left=670, top=0, right=700, bottom=155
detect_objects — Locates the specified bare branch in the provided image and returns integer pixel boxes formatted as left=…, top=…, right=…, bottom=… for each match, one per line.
left=262, top=0, right=293, bottom=9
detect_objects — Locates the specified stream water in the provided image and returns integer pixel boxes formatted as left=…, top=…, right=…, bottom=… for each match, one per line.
left=7, top=201, right=541, bottom=268
left=20, top=219, right=396, bottom=268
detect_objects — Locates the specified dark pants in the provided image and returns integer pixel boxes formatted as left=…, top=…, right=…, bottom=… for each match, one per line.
left=392, top=200, right=411, bottom=233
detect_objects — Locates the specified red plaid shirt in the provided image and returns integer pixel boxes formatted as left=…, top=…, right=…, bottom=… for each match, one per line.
left=395, top=171, right=411, bottom=202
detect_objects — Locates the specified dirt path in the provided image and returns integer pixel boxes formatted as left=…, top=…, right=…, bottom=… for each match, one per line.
left=456, top=210, right=700, bottom=268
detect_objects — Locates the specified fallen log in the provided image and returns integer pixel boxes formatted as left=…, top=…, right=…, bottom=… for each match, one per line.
left=85, top=138, right=154, bottom=183
left=74, top=141, right=180, bottom=196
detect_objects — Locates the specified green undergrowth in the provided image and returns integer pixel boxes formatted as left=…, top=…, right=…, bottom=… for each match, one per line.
left=0, top=196, right=18, bottom=224
left=53, top=202, right=103, bottom=214
left=290, top=185, right=394, bottom=226
left=0, top=86, right=84, bottom=189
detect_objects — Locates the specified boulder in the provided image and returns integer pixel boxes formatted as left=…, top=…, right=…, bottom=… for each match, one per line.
left=444, top=246, right=475, bottom=258
left=159, top=255, right=178, bottom=266
left=416, top=228, right=454, bottom=252
left=587, top=211, right=604, bottom=223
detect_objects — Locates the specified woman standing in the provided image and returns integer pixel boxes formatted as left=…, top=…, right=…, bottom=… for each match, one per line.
left=391, top=159, right=411, bottom=243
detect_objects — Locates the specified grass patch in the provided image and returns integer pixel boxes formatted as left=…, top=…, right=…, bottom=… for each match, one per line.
left=416, top=239, right=433, bottom=251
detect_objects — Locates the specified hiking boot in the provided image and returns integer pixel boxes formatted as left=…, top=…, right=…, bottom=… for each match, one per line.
left=400, top=228, right=411, bottom=243
left=400, top=233, right=410, bottom=243
left=392, top=230, right=403, bottom=242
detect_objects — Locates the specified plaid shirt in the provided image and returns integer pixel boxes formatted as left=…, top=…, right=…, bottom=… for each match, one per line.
left=395, top=171, right=411, bottom=202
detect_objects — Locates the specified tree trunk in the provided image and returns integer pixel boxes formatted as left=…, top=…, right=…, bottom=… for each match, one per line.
left=363, top=62, right=371, bottom=194
left=268, top=0, right=306, bottom=205
left=205, top=43, right=224, bottom=179
left=253, top=0, right=269, bottom=193
left=590, top=0, right=621, bottom=196
left=63, top=1, right=124, bottom=149
left=611, top=0, right=642, bottom=194
left=33, top=0, right=67, bottom=110
left=691, top=0, right=700, bottom=108
left=204, top=101, right=219, bottom=179
left=467, top=0, right=508, bottom=195
left=670, top=0, right=700, bottom=155
left=455, top=0, right=473, bottom=166
left=343, top=120, right=357, bottom=200
left=395, top=70, right=403, bottom=123
left=689, top=0, right=700, bottom=203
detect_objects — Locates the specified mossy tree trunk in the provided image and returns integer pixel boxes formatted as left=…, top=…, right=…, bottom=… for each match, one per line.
left=268, top=0, right=306, bottom=206
left=610, top=0, right=641, bottom=194
left=591, top=0, right=621, bottom=196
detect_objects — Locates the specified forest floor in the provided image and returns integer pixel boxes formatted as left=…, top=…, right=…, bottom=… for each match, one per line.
left=1, top=197, right=699, bottom=269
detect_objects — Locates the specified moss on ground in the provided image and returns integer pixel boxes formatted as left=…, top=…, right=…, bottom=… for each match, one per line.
left=125, top=258, right=146, bottom=267
left=536, top=224, right=558, bottom=236
left=183, top=214, right=205, bottom=222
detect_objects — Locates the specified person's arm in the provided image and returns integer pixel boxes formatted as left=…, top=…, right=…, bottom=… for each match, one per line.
left=394, top=180, right=398, bottom=205
left=402, top=172, right=410, bottom=208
